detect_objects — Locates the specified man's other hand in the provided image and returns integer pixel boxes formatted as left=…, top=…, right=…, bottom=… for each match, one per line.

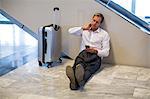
left=86, top=48, right=98, bottom=54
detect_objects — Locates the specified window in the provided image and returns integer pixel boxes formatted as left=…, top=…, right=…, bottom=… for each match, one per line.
left=135, top=0, right=150, bottom=23
left=95, top=0, right=150, bottom=32
left=111, top=0, right=150, bottom=24
left=0, top=13, right=10, bottom=21
left=111, top=0, right=132, bottom=12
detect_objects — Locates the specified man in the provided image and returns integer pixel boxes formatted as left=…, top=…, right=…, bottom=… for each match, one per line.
left=66, top=13, right=110, bottom=90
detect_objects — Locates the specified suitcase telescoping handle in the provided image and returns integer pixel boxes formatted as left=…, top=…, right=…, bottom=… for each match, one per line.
left=53, top=7, right=60, bottom=29
left=43, top=24, right=60, bottom=31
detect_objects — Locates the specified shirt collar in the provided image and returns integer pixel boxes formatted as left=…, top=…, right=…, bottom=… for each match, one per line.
left=93, top=28, right=101, bottom=33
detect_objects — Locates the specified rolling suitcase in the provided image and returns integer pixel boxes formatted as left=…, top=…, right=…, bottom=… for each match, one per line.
left=38, top=24, right=62, bottom=68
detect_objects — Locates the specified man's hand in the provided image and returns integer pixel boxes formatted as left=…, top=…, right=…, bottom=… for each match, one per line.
left=86, top=48, right=98, bottom=54
left=82, top=23, right=91, bottom=30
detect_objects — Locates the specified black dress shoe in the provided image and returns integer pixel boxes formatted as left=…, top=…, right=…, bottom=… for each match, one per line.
left=66, top=65, right=78, bottom=90
left=75, top=64, right=85, bottom=87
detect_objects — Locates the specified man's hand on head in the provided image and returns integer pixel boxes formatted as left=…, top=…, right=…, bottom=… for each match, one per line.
left=82, top=23, right=91, bottom=30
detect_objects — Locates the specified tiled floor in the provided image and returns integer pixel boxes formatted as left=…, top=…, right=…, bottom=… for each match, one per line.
left=0, top=58, right=150, bottom=99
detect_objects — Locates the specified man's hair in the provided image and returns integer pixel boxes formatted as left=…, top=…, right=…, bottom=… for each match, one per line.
left=93, top=13, right=104, bottom=23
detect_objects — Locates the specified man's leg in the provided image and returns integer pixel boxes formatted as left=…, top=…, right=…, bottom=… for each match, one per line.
left=66, top=50, right=101, bottom=89
left=83, top=56, right=101, bottom=85
left=66, top=50, right=87, bottom=90
left=76, top=52, right=101, bottom=88
left=68, top=50, right=88, bottom=89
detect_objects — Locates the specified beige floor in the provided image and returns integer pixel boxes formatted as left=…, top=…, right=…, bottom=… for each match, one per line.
left=0, top=58, right=150, bottom=99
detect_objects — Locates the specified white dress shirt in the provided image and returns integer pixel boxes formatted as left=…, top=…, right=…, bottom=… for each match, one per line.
left=68, top=27, right=110, bottom=58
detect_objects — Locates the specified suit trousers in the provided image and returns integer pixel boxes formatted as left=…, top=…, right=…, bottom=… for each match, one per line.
left=72, top=50, right=101, bottom=84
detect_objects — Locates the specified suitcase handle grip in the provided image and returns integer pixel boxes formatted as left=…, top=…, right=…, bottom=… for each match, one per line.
left=43, top=24, right=60, bottom=31
left=53, top=7, right=59, bottom=11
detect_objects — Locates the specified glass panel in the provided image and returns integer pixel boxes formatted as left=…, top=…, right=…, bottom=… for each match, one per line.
left=0, top=11, right=38, bottom=76
left=0, top=14, right=10, bottom=21
left=135, top=0, right=150, bottom=23
left=0, top=24, right=37, bottom=58
left=111, top=0, right=132, bottom=12
left=111, top=0, right=150, bottom=24
left=0, top=24, right=38, bottom=69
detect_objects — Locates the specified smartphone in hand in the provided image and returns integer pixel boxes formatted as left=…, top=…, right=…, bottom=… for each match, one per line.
left=89, top=24, right=92, bottom=30
left=85, top=45, right=90, bottom=49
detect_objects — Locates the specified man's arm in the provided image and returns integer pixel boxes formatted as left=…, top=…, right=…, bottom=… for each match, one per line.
left=68, top=27, right=83, bottom=36
left=86, top=32, right=110, bottom=57
left=68, top=23, right=91, bottom=35
left=98, top=33, right=110, bottom=57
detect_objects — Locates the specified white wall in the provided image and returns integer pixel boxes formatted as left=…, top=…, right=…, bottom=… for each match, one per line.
left=2, top=0, right=150, bottom=67
left=1, top=0, right=53, bottom=33
left=148, top=36, right=150, bottom=66
left=0, top=0, right=2, bottom=8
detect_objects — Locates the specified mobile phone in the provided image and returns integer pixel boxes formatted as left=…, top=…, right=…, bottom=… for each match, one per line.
left=89, top=24, right=92, bottom=30
left=85, top=45, right=90, bottom=49
left=89, top=24, right=91, bottom=27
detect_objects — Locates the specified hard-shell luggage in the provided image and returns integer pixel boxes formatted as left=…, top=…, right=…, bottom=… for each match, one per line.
left=38, top=24, right=62, bottom=68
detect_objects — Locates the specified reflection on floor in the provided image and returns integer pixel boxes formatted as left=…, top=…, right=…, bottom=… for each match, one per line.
left=0, top=58, right=150, bottom=99
left=0, top=46, right=37, bottom=76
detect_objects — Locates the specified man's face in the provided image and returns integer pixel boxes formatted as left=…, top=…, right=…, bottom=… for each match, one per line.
left=90, top=16, right=102, bottom=31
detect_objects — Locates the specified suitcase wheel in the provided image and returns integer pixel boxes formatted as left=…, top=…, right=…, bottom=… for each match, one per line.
left=58, top=58, right=62, bottom=63
left=38, top=61, right=42, bottom=66
left=47, top=62, right=53, bottom=68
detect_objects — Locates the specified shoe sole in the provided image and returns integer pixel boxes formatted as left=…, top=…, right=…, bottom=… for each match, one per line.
left=66, top=66, right=76, bottom=86
left=75, top=64, right=84, bottom=85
